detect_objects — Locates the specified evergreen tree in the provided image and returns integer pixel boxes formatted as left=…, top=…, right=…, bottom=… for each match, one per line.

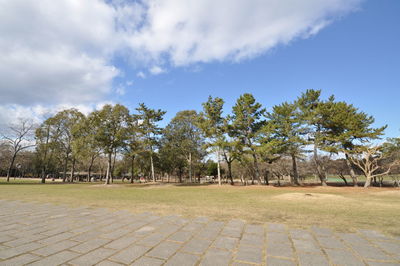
left=266, top=102, right=308, bottom=185
left=319, top=100, right=386, bottom=186
left=199, top=96, right=226, bottom=185
left=135, top=103, right=166, bottom=182
left=229, top=93, right=266, bottom=184
left=297, top=89, right=330, bottom=186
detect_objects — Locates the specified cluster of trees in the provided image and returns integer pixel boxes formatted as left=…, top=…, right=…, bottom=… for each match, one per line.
left=1, top=90, right=399, bottom=188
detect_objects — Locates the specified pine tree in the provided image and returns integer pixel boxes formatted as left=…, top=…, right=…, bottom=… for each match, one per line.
left=266, top=102, right=308, bottom=185
left=229, top=93, right=266, bottom=184
left=199, top=96, right=226, bottom=185
left=135, top=103, right=166, bottom=182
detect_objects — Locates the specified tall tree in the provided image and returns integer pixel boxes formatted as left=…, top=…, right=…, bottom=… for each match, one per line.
left=199, top=96, right=226, bottom=185
left=91, top=104, right=130, bottom=185
left=319, top=100, right=386, bottom=186
left=163, top=110, right=205, bottom=183
left=36, top=116, right=63, bottom=183
left=220, top=139, right=240, bottom=185
left=266, top=102, right=308, bottom=185
left=229, top=93, right=266, bottom=184
left=123, top=115, right=143, bottom=183
left=135, top=103, right=166, bottom=182
left=1, top=120, right=35, bottom=182
left=297, top=89, right=330, bottom=186
left=72, top=115, right=101, bottom=182
left=50, top=109, right=85, bottom=182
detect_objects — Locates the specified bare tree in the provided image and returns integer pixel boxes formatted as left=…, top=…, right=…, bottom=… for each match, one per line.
left=347, top=146, right=399, bottom=188
left=1, top=120, right=35, bottom=182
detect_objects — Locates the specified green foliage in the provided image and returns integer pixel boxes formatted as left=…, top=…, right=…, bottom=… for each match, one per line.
left=90, top=104, right=130, bottom=156
left=159, top=110, right=205, bottom=179
left=206, top=160, right=219, bottom=176
left=265, top=102, right=307, bottom=158
left=134, top=103, right=166, bottom=151
left=317, top=100, right=386, bottom=153
left=229, top=93, right=266, bottom=148
left=199, top=96, right=225, bottom=144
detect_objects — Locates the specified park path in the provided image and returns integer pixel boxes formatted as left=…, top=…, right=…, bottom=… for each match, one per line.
left=0, top=200, right=399, bottom=266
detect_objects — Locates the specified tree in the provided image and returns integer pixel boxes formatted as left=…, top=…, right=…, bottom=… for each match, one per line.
left=297, top=89, right=330, bottom=186
left=123, top=115, right=143, bottom=183
left=319, top=100, right=386, bottom=186
left=163, top=110, right=205, bottom=183
left=347, top=145, right=399, bottom=188
left=199, top=96, right=226, bottom=185
left=135, top=103, right=166, bottom=182
left=381, top=137, right=400, bottom=186
left=220, top=140, right=240, bottom=185
left=229, top=93, right=266, bottom=184
left=72, top=115, right=101, bottom=182
left=91, top=104, right=130, bottom=185
left=1, top=120, right=35, bottom=182
left=265, top=102, right=308, bottom=185
left=36, top=117, right=59, bottom=183
left=50, top=109, right=85, bottom=182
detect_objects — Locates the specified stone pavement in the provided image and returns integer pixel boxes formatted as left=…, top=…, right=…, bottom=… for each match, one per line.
left=0, top=200, right=399, bottom=266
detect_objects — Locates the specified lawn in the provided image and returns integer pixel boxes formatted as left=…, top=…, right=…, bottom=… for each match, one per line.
left=1, top=178, right=399, bottom=236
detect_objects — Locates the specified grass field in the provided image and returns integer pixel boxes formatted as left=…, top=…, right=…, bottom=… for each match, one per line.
left=1, top=178, right=399, bottom=236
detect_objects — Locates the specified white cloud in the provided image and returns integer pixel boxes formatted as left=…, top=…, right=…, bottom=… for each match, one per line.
left=137, top=71, right=146, bottom=79
left=0, top=0, right=362, bottom=124
left=149, top=66, right=166, bottom=75
left=0, top=102, right=114, bottom=127
left=127, top=0, right=362, bottom=66
left=0, top=0, right=123, bottom=106
left=115, top=84, right=126, bottom=96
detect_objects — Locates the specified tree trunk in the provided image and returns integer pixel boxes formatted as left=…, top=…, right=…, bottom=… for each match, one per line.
left=227, top=161, right=234, bottom=185
left=105, top=153, right=112, bottom=185
left=364, top=175, right=372, bottom=188
left=130, top=155, right=135, bottom=183
left=189, top=152, right=192, bottom=183
left=111, top=149, right=117, bottom=183
left=313, top=145, right=327, bottom=186
left=150, top=153, right=155, bottom=182
left=62, top=153, right=69, bottom=183
left=216, top=149, right=221, bottom=186
left=291, top=154, right=300, bottom=186
left=178, top=169, right=182, bottom=183
left=345, top=153, right=358, bottom=187
left=87, top=155, right=95, bottom=182
left=339, top=173, right=348, bottom=186
left=6, top=154, right=17, bottom=182
left=70, top=157, right=76, bottom=182
left=240, top=174, right=245, bottom=186
left=264, top=170, right=269, bottom=185
left=251, top=152, right=262, bottom=184
left=41, top=166, right=46, bottom=184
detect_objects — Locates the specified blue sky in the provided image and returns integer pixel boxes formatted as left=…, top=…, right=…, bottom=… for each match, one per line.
left=112, top=1, right=399, bottom=138
left=1, top=0, right=399, bottom=138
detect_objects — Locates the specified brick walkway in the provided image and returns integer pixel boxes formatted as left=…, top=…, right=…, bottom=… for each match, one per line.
left=0, top=200, right=399, bottom=266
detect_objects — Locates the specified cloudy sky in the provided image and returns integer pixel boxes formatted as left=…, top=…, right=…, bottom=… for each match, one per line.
left=1, top=0, right=399, bottom=137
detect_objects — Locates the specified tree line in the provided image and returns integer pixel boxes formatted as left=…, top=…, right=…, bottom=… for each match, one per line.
left=1, top=90, right=399, bottom=188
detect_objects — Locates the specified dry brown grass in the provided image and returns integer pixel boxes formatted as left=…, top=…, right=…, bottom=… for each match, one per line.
left=1, top=178, right=399, bottom=236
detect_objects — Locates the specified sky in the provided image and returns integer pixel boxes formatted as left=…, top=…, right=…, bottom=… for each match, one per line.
left=0, top=0, right=399, bottom=138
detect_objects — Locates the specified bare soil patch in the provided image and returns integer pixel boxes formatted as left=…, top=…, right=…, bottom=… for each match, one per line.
left=273, top=192, right=347, bottom=201
left=371, top=190, right=400, bottom=196
left=90, top=184, right=124, bottom=188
